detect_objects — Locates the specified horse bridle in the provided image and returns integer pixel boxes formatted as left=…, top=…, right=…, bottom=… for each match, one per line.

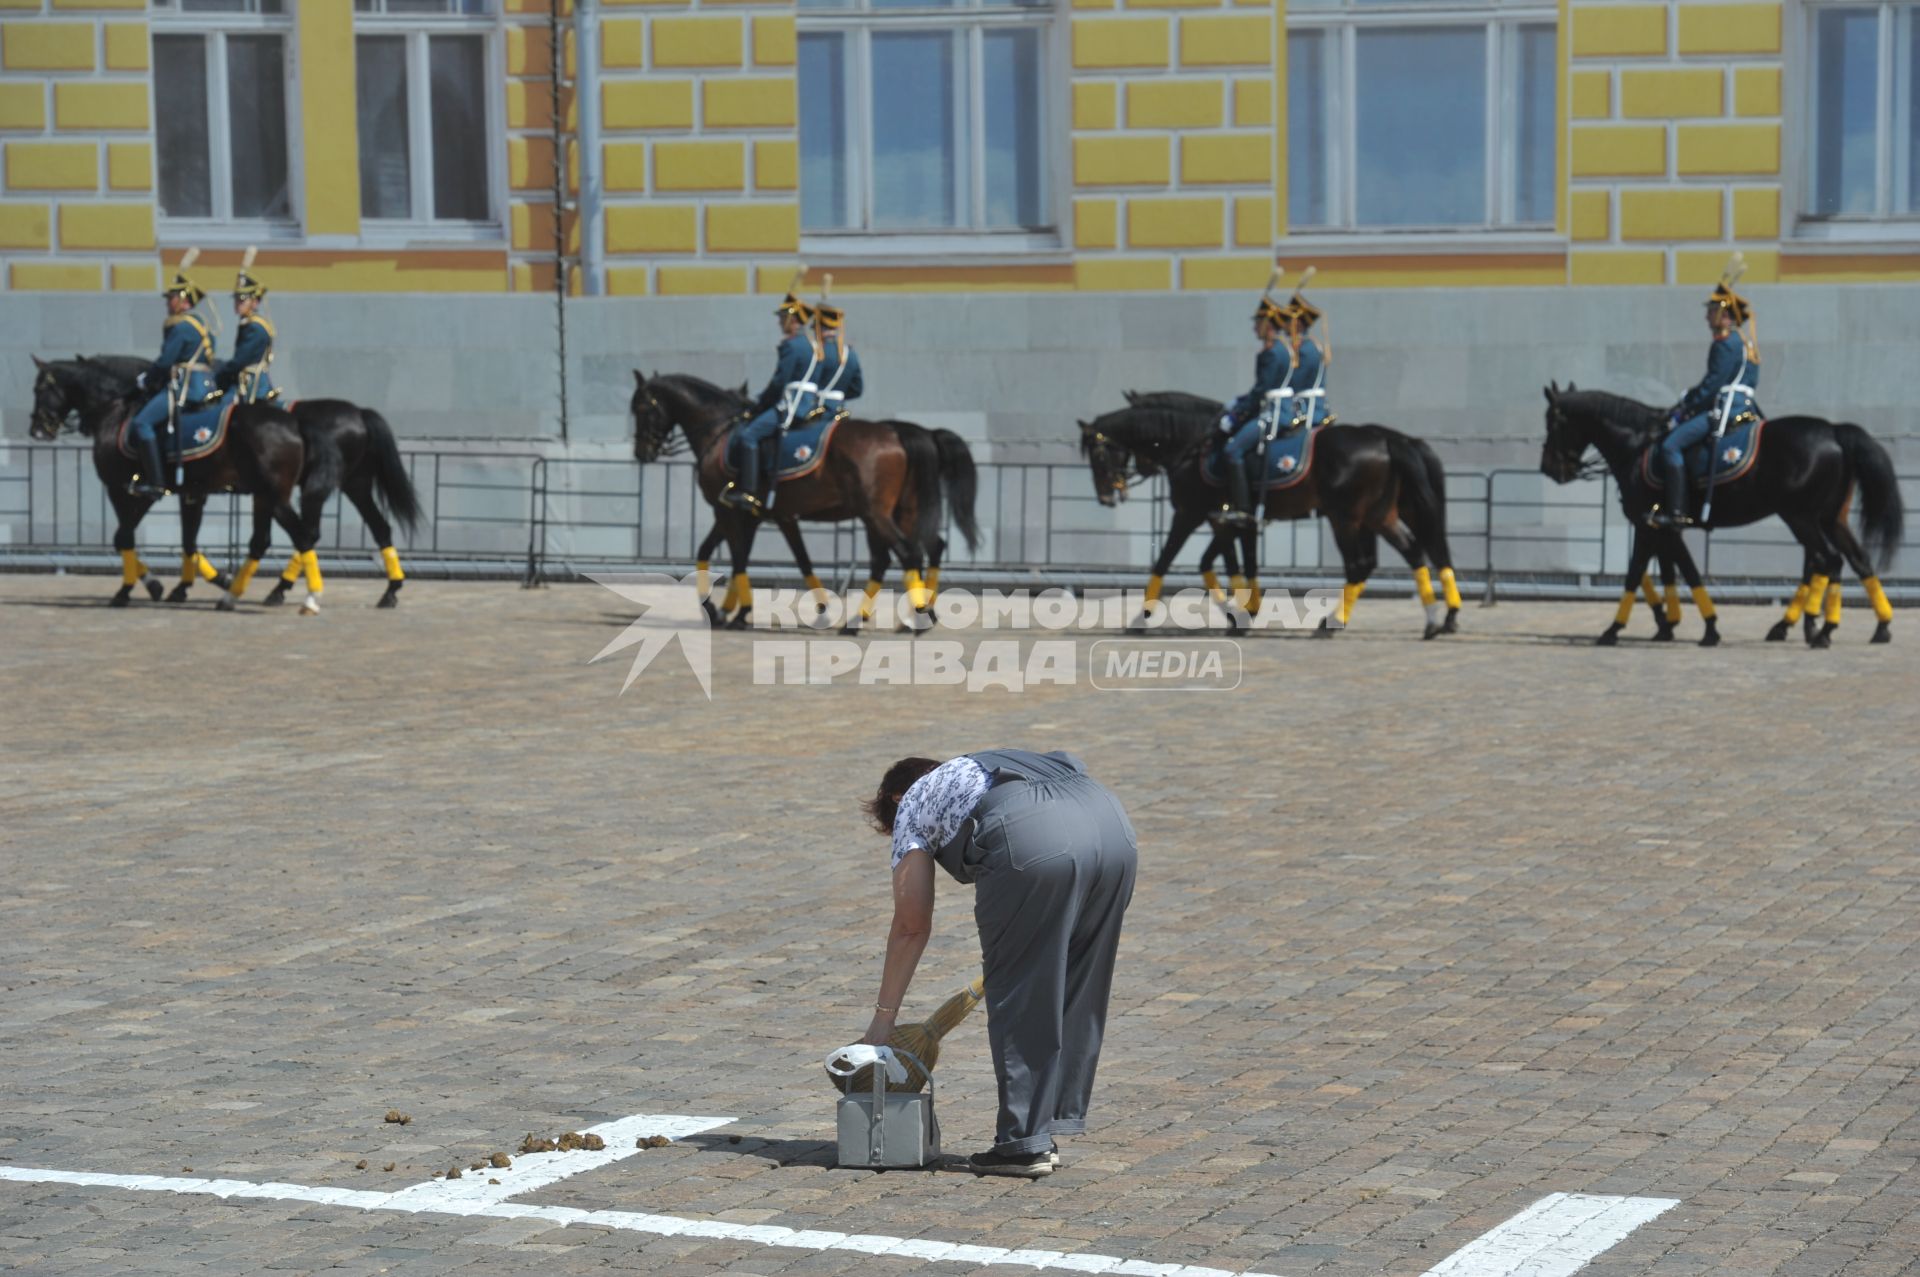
left=30, top=369, right=77, bottom=440
left=631, top=387, right=691, bottom=459
left=1544, top=405, right=1610, bottom=481
left=1085, top=429, right=1153, bottom=494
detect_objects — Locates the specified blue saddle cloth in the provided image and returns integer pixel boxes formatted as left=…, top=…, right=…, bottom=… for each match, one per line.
left=1642, top=417, right=1764, bottom=489
left=1201, top=424, right=1319, bottom=491
left=118, top=399, right=234, bottom=464
left=725, top=415, right=842, bottom=482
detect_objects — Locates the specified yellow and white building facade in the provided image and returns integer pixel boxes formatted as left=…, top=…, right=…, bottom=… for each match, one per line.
left=0, top=0, right=1912, bottom=296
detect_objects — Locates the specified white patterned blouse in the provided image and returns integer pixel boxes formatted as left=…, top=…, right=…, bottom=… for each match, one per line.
left=890, top=756, right=992, bottom=870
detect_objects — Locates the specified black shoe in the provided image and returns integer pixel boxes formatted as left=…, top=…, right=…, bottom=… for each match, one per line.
left=127, top=480, right=167, bottom=498
left=968, top=1149, right=1053, bottom=1179
left=719, top=482, right=763, bottom=517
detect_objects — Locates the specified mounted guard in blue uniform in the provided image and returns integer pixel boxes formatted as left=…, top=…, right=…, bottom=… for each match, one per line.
left=809, top=277, right=862, bottom=423
left=722, top=267, right=819, bottom=517
left=1278, top=268, right=1333, bottom=432
left=1650, top=255, right=1761, bottom=529
left=1213, top=264, right=1294, bottom=529
left=216, top=246, right=279, bottom=405
left=128, top=248, right=218, bottom=499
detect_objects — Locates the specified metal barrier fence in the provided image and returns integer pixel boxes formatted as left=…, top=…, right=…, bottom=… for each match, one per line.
left=3, top=441, right=1916, bottom=598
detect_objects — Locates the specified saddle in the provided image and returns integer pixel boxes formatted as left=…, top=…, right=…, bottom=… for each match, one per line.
left=118, top=398, right=236, bottom=465
left=723, top=414, right=842, bottom=483
left=1202, top=421, right=1320, bottom=492
left=1642, top=416, right=1765, bottom=490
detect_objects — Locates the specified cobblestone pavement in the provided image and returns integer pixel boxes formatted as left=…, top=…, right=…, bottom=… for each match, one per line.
left=1, top=574, right=1916, bottom=1277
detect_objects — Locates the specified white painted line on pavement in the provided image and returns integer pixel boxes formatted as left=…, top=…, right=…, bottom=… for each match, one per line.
left=1420, top=1191, right=1679, bottom=1277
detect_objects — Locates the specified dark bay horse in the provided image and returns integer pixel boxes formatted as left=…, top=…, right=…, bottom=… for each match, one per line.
left=1078, top=400, right=1460, bottom=637
left=28, top=356, right=315, bottom=609
left=34, top=356, right=422, bottom=609
left=1541, top=383, right=1904, bottom=646
left=631, top=371, right=972, bottom=631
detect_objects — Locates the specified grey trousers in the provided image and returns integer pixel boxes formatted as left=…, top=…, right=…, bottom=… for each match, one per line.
left=964, top=769, right=1138, bottom=1155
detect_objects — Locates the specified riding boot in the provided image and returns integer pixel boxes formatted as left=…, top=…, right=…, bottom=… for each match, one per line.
left=129, top=432, right=168, bottom=498
left=725, top=439, right=763, bottom=516
left=1649, top=466, right=1689, bottom=529
left=757, top=435, right=779, bottom=511
left=1224, top=461, right=1255, bottom=529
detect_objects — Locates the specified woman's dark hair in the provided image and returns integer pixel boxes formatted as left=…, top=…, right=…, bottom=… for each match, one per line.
left=864, top=756, right=940, bottom=834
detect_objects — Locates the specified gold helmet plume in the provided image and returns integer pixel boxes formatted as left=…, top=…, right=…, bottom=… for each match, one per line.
left=774, top=262, right=815, bottom=322
left=233, top=245, right=267, bottom=300
left=1280, top=264, right=1322, bottom=329
left=163, top=246, right=206, bottom=307
left=813, top=272, right=845, bottom=332
left=1709, top=252, right=1758, bottom=361
left=1253, top=257, right=1287, bottom=326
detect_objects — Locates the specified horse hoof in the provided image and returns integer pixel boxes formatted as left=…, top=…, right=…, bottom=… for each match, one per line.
left=166, top=584, right=190, bottom=604
left=1125, top=624, right=1147, bottom=637
left=1442, top=609, right=1460, bottom=634
left=264, top=588, right=288, bottom=607
left=1422, top=622, right=1442, bottom=641
left=1596, top=626, right=1621, bottom=647
left=211, top=572, right=232, bottom=591
left=1312, top=622, right=1336, bottom=639
left=216, top=593, right=237, bottom=613
left=1808, top=626, right=1833, bottom=649
left=1803, top=615, right=1819, bottom=643
left=1651, top=625, right=1675, bottom=643
left=724, top=612, right=751, bottom=631
left=1872, top=621, right=1892, bottom=644
left=143, top=578, right=164, bottom=602
left=377, top=590, right=399, bottom=610
left=839, top=623, right=860, bottom=637
left=109, top=587, right=132, bottom=608
left=300, top=595, right=321, bottom=616
left=1698, top=622, right=1720, bottom=648
left=1764, top=620, right=1790, bottom=642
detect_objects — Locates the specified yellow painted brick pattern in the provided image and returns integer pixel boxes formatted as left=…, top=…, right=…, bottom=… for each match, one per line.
left=507, top=25, right=551, bottom=76
left=1619, top=69, right=1722, bottom=119
left=1234, top=195, right=1270, bottom=246
left=3, top=23, right=94, bottom=71
left=12, top=262, right=100, bottom=291
left=58, top=202, right=153, bottom=251
left=604, top=142, right=646, bottom=191
left=0, top=83, right=45, bottom=131
left=607, top=204, right=697, bottom=253
left=1182, top=133, right=1268, bottom=184
left=606, top=266, right=650, bottom=296
left=5, top=142, right=97, bottom=191
left=706, top=203, right=797, bottom=252
left=1620, top=188, right=1721, bottom=239
left=0, top=202, right=50, bottom=249
left=1074, top=258, right=1171, bottom=290
left=1074, top=0, right=1115, bottom=11
left=1180, top=16, right=1270, bottom=67
left=602, top=18, right=643, bottom=67
left=1734, top=67, right=1780, bottom=116
left=1183, top=256, right=1268, bottom=290
left=53, top=83, right=148, bottom=131
left=1074, top=135, right=1171, bottom=186
left=1733, top=187, right=1778, bottom=238
left=1075, top=83, right=1116, bottom=130
left=1127, top=0, right=1221, bottom=9
left=103, top=23, right=146, bottom=72
left=1072, top=19, right=1170, bottom=69
left=1677, top=123, right=1778, bottom=175
left=657, top=265, right=749, bottom=295
left=756, top=140, right=796, bottom=190
left=110, top=261, right=155, bottom=292
left=1571, top=71, right=1610, bottom=120
left=509, top=137, right=556, bottom=191
left=604, top=81, right=694, bottom=129
left=1571, top=190, right=1609, bottom=241
left=753, top=15, right=795, bottom=66
left=1571, top=250, right=1665, bottom=285
left=106, top=141, right=149, bottom=191
left=1076, top=199, right=1118, bottom=249
left=1571, top=5, right=1666, bottom=57
left=1677, top=247, right=1777, bottom=283
left=1571, top=127, right=1666, bottom=177
left=704, top=78, right=796, bottom=129
left=1677, top=3, right=1780, bottom=55
left=1127, top=80, right=1220, bottom=129
left=1128, top=196, right=1224, bottom=248
left=52, top=0, right=144, bottom=8
left=654, top=140, right=747, bottom=191
left=652, top=18, right=743, bottom=69
left=1233, top=79, right=1270, bottom=128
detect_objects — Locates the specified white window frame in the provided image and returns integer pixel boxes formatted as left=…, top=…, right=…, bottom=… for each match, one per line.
left=352, top=2, right=507, bottom=245
left=797, top=1, right=1065, bottom=259
left=151, top=1, right=302, bottom=242
left=1285, top=2, right=1558, bottom=245
left=1791, top=0, right=1920, bottom=242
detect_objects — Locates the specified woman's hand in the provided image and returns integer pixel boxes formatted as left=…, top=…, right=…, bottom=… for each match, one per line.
left=860, top=1010, right=897, bottom=1047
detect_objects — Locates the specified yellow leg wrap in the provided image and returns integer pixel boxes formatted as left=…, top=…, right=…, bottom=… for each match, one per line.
left=301, top=549, right=324, bottom=595
left=196, top=553, right=219, bottom=581
left=859, top=578, right=883, bottom=621
left=904, top=569, right=931, bottom=611
left=1614, top=592, right=1637, bottom=626
left=1639, top=574, right=1660, bottom=611
left=718, top=577, right=741, bottom=613
left=230, top=558, right=260, bottom=597
left=1143, top=573, right=1165, bottom=609
left=1439, top=566, right=1462, bottom=611
left=1806, top=575, right=1830, bottom=621
left=1662, top=582, right=1681, bottom=625
left=802, top=572, right=830, bottom=610
left=695, top=560, right=711, bottom=598
left=281, top=555, right=303, bottom=583
left=926, top=567, right=941, bottom=601
left=1339, top=581, right=1364, bottom=625
left=1247, top=584, right=1263, bottom=613
left=178, top=554, right=197, bottom=585
left=134, top=555, right=151, bottom=579
left=120, top=549, right=142, bottom=587
left=1864, top=576, right=1894, bottom=623
left=1414, top=565, right=1436, bottom=607
left=1201, top=570, right=1225, bottom=604
left=1228, top=573, right=1247, bottom=604
left=1690, top=585, right=1717, bottom=621
left=1229, top=575, right=1255, bottom=610
left=1824, top=580, right=1843, bottom=625
left=734, top=572, right=752, bottom=611
left=380, top=545, right=404, bottom=582
left=1783, top=583, right=1810, bottom=623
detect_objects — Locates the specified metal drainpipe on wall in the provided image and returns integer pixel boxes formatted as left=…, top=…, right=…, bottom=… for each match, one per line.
left=575, top=0, right=605, bottom=298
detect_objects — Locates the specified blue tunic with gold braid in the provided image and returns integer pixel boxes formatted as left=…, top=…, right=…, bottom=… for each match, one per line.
left=216, top=315, right=278, bottom=403
left=130, top=313, right=219, bottom=444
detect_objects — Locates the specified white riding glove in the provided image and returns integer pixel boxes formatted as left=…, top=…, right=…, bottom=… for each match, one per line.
left=135, top=371, right=148, bottom=393
left=1217, top=413, right=1234, bottom=435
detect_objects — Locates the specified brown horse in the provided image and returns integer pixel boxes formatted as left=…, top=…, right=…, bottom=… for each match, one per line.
left=630, top=371, right=950, bottom=632
left=29, top=355, right=317, bottom=610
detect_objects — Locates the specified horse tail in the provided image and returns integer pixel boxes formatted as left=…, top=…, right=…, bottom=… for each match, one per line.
left=360, top=407, right=423, bottom=536
left=1837, top=422, right=1905, bottom=569
left=1411, top=435, right=1454, bottom=570
left=931, top=427, right=981, bottom=551
left=892, top=420, right=947, bottom=559
left=1384, top=429, right=1447, bottom=565
left=296, top=406, right=346, bottom=505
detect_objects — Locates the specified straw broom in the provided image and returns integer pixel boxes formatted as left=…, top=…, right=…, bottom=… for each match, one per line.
left=836, top=975, right=986, bottom=1094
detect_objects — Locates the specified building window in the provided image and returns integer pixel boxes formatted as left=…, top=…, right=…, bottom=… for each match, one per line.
left=1287, top=5, right=1556, bottom=232
left=1804, top=3, right=1920, bottom=221
left=354, top=1, right=496, bottom=225
left=797, top=0, right=1052, bottom=236
left=151, top=0, right=293, bottom=224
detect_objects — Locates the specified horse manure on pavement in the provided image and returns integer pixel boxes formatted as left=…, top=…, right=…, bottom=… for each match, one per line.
left=489, top=1152, right=511, bottom=1168
left=637, top=1135, right=672, bottom=1149
left=355, top=1160, right=368, bottom=1170
left=384, top=1110, right=411, bottom=1125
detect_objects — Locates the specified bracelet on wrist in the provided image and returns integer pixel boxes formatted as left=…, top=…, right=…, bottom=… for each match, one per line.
left=873, top=1005, right=896, bottom=1015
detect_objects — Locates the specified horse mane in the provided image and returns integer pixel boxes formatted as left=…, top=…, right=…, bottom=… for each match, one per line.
left=647, top=371, right=748, bottom=409
left=1082, top=403, right=1212, bottom=462
left=1125, top=389, right=1224, bottom=416
left=1560, top=387, right=1667, bottom=433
